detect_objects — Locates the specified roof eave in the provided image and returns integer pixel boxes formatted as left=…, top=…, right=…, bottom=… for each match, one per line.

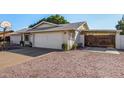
left=31, top=29, right=76, bottom=33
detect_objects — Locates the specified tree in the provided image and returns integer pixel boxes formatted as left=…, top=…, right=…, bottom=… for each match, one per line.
left=116, top=15, right=124, bottom=34
left=29, top=14, right=69, bottom=28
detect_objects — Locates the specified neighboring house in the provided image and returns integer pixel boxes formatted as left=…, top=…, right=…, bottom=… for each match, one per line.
left=10, top=21, right=122, bottom=50
left=0, top=31, right=13, bottom=42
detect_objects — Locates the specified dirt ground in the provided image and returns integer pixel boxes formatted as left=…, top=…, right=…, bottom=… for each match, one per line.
left=0, top=47, right=58, bottom=68
left=0, top=51, right=32, bottom=68
left=0, top=50, right=124, bottom=78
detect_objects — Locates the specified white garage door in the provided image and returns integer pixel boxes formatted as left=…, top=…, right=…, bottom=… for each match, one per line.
left=34, top=32, right=64, bottom=49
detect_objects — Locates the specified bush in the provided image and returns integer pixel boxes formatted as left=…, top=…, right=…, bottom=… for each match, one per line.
left=62, top=43, right=68, bottom=51
left=72, top=43, right=78, bottom=50
left=120, top=31, right=124, bottom=35
left=77, top=43, right=83, bottom=48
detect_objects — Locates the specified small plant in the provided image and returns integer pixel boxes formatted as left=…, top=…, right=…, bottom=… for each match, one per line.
left=62, top=43, right=68, bottom=51
left=77, top=43, right=83, bottom=48
left=72, top=43, right=78, bottom=50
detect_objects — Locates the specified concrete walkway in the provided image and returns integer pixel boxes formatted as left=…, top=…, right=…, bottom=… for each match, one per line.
left=84, top=47, right=120, bottom=54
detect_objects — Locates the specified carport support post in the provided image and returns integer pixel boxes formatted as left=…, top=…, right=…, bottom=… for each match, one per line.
left=3, top=27, right=7, bottom=50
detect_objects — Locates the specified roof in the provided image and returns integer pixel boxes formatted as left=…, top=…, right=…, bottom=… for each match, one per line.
left=0, top=31, right=13, bottom=37
left=27, top=21, right=87, bottom=32
left=31, top=21, right=59, bottom=29
left=17, top=28, right=29, bottom=32
left=11, top=21, right=88, bottom=34
left=11, top=28, right=29, bottom=35
left=0, top=33, right=12, bottom=37
left=0, top=31, right=13, bottom=34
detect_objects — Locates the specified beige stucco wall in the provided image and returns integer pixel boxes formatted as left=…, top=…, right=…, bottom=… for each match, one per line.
left=115, top=33, right=124, bottom=49
left=10, top=34, right=21, bottom=44
left=120, top=35, right=124, bottom=49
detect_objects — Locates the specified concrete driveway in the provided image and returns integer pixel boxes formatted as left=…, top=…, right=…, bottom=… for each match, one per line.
left=8, top=47, right=59, bottom=57
left=0, top=47, right=57, bottom=68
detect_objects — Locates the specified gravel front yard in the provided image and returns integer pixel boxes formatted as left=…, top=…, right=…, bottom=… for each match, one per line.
left=0, top=50, right=124, bottom=78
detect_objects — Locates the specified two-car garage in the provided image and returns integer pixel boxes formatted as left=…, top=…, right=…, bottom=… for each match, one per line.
left=33, top=32, right=64, bottom=49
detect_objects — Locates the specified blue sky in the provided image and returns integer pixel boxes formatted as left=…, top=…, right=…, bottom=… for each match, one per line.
left=0, top=14, right=122, bottom=31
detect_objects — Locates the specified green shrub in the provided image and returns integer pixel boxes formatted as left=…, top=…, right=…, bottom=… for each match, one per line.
left=72, top=43, right=78, bottom=50
left=62, top=43, right=68, bottom=51
left=120, top=31, right=124, bottom=35
left=77, top=43, right=83, bottom=48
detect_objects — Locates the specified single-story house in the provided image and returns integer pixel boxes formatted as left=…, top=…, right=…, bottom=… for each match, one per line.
left=10, top=21, right=123, bottom=50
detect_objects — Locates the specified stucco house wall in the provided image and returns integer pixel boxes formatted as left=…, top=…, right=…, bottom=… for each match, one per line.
left=10, top=34, right=21, bottom=44
left=115, top=33, right=124, bottom=49
left=10, top=30, right=76, bottom=50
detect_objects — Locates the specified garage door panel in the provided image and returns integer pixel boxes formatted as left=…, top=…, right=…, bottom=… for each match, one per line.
left=34, top=32, right=63, bottom=49
left=35, top=34, right=46, bottom=47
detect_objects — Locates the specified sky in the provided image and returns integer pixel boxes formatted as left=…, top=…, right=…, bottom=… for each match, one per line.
left=0, top=14, right=122, bottom=31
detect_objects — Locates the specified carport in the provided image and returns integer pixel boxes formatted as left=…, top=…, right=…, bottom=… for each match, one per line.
left=80, top=30, right=120, bottom=48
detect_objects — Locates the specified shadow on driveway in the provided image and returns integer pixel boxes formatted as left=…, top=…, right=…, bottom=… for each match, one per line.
left=8, top=47, right=61, bottom=57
